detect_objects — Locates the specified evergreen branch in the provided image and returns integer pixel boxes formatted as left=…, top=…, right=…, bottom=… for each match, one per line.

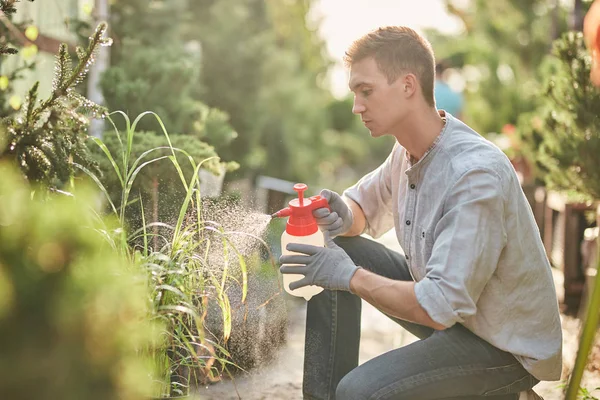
left=75, top=46, right=86, bottom=61
left=67, top=90, right=107, bottom=118
left=32, top=22, right=108, bottom=122
left=22, top=81, right=38, bottom=131
left=52, top=44, right=71, bottom=91
left=0, top=1, right=35, bottom=17
left=0, top=44, right=17, bottom=55
left=0, top=1, right=18, bottom=16
left=1, top=21, right=112, bottom=187
left=0, top=1, right=33, bottom=16
left=68, top=23, right=108, bottom=89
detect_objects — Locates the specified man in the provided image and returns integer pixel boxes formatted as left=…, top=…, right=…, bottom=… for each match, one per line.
left=434, top=60, right=464, bottom=119
left=279, top=26, right=562, bottom=400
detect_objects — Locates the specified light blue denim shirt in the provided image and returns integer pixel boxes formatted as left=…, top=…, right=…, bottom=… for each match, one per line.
left=344, top=113, right=562, bottom=381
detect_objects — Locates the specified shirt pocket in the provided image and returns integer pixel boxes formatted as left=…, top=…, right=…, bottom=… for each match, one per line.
left=417, top=224, right=435, bottom=264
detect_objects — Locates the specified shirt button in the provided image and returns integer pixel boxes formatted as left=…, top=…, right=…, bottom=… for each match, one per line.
left=410, top=184, right=416, bottom=189
left=406, top=220, right=411, bottom=226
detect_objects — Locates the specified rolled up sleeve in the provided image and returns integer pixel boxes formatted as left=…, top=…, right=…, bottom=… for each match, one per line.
left=344, top=145, right=397, bottom=239
left=414, top=168, right=507, bottom=328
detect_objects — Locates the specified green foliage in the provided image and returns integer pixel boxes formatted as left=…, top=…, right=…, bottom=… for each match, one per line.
left=93, top=115, right=238, bottom=238
left=519, top=32, right=600, bottom=200
left=578, top=386, right=600, bottom=400
left=543, top=30, right=600, bottom=400
left=84, top=111, right=270, bottom=396
left=100, top=42, right=203, bottom=136
left=0, top=23, right=110, bottom=188
left=426, top=0, right=571, bottom=135
left=185, top=0, right=337, bottom=182
left=109, top=0, right=189, bottom=52
left=103, top=0, right=239, bottom=198
left=0, top=163, right=157, bottom=400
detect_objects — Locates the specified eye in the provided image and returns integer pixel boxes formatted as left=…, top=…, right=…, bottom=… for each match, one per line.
left=361, top=89, right=372, bottom=97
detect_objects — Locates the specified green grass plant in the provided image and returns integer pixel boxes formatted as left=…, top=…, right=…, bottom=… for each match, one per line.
left=79, top=111, right=267, bottom=397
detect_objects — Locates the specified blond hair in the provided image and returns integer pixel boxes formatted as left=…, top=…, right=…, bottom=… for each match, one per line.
left=344, top=26, right=436, bottom=107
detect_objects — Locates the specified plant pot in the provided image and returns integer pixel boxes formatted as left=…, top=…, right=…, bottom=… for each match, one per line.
left=199, top=165, right=226, bottom=198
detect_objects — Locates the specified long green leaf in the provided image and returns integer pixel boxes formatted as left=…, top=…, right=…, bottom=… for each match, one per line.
left=221, top=293, right=232, bottom=342
left=155, top=284, right=190, bottom=302
left=128, top=146, right=181, bottom=182
left=566, top=233, right=600, bottom=399
left=106, top=111, right=131, bottom=177
left=134, top=111, right=199, bottom=188
left=172, top=156, right=218, bottom=245
left=72, top=162, right=118, bottom=217
left=121, top=155, right=171, bottom=221
left=157, top=304, right=198, bottom=317
left=89, top=136, right=124, bottom=187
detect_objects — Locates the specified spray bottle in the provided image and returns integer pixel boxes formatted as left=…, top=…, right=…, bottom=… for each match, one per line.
left=271, top=183, right=329, bottom=301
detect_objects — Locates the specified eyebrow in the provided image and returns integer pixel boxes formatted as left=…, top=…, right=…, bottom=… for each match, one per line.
left=349, top=81, right=372, bottom=92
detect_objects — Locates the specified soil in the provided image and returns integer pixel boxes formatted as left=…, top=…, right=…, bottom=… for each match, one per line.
left=195, top=231, right=600, bottom=400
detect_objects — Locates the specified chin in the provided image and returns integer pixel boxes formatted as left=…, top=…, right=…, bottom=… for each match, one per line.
left=369, top=129, right=388, bottom=138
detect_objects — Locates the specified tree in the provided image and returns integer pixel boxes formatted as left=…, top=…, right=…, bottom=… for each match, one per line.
left=99, top=0, right=239, bottom=233
left=100, top=43, right=207, bottom=136
left=102, top=0, right=238, bottom=154
left=94, top=125, right=238, bottom=247
left=186, top=0, right=341, bottom=183
left=425, top=0, right=571, bottom=136
left=102, top=0, right=208, bottom=137
left=0, top=23, right=110, bottom=188
left=519, top=32, right=600, bottom=200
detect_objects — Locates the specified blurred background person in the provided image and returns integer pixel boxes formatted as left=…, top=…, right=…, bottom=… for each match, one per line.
left=434, top=60, right=464, bottom=120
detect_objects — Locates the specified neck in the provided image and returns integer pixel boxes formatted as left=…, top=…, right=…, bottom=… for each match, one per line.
left=393, top=107, right=445, bottom=162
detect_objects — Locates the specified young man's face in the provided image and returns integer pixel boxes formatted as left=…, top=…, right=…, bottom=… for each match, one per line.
left=348, top=57, right=409, bottom=137
left=584, top=0, right=600, bottom=86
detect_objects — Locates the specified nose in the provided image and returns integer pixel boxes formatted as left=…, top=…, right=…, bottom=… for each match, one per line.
left=352, top=95, right=366, bottom=115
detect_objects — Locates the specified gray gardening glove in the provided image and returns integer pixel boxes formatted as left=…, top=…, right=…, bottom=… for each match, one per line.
left=312, top=189, right=353, bottom=238
left=279, top=232, right=361, bottom=291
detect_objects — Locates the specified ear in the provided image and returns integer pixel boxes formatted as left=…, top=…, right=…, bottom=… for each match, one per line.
left=402, top=74, right=418, bottom=96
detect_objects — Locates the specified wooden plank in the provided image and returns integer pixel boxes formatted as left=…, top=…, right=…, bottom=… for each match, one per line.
left=533, top=186, right=546, bottom=236
left=563, top=204, right=582, bottom=309
left=543, top=191, right=597, bottom=311
left=543, top=201, right=555, bottom=258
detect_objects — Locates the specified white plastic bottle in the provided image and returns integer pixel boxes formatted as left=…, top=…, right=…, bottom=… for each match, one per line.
left=272, top=183, right=330, bottom=301
left=281, top=228, right=324, bottom=301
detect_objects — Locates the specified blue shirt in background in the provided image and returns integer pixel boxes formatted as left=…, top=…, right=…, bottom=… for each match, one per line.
left=434, top=80, right=463, bottom=116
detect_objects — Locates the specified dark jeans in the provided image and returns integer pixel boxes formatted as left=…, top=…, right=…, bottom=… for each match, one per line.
left=303, top=236, right=538, bottom=400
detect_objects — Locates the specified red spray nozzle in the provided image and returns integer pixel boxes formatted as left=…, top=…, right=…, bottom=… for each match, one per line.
left=271, top=183, right=330, bottom=236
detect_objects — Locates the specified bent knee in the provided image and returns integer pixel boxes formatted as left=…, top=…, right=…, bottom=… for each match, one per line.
left=333, top=235, right=360, bottom=248
left=336, top=371, right=372, bottom=400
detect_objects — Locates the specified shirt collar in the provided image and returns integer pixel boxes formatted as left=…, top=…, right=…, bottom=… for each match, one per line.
left=406, top=111, right=449, bottom=167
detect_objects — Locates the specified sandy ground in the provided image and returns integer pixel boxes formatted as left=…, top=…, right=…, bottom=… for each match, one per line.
left=195, top=231, right=600, bottom=400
